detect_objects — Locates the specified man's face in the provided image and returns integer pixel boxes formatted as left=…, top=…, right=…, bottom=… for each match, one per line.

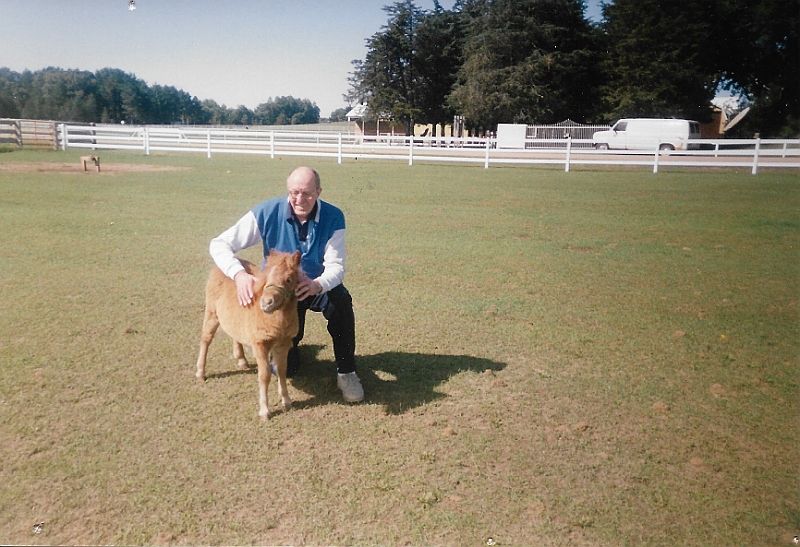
left=287, top=170, right=320, bottom=222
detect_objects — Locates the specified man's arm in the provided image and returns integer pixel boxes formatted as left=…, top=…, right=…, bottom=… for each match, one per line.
left=315, top=228, right=346, bottom=292
left=295, top=228, right=345, bottom=301
left=209, top=211, right=262, bottom=305
left=209, top=211, right=261, bottom=278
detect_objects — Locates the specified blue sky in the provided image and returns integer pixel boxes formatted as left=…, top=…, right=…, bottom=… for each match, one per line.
left=2, top=0, right=604, bottom=117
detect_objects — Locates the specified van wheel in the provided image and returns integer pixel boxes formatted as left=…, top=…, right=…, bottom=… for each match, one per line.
left=595, top=143, right=609, bottom=151
left=659, top=143, right=674, bottom=155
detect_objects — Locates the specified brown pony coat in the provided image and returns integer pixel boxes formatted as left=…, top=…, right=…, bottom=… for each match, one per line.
left=196, top=249, right=301, bottom=420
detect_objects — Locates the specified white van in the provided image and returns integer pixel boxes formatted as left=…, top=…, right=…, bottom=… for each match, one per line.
left=593, top=118, right=701, bottom=151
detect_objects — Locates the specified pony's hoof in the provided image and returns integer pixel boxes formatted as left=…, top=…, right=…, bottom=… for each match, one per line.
left=195, top=373, right=206, bottom=382
left=282, top=399, right=293, bottom=411
left=259, top=410, right=271, bottom=422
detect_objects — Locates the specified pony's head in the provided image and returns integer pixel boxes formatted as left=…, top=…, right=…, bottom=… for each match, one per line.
left=259, top=249, right=301, bottom=313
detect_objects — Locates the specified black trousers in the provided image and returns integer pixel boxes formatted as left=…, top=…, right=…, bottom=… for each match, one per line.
left=294, top=284, right=356, bottom=374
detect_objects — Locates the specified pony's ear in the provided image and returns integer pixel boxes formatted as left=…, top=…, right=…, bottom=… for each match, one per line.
left=268, top=248, right=277, bottom=257
left=291, top=250, right=301, bottom=266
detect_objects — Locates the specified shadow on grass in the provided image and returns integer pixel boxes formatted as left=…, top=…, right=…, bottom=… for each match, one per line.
left=203, top=367, right=255, bottom=381
left=289, top=344, right=506, bottom=414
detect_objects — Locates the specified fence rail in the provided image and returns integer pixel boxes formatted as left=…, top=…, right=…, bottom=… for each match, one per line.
left=55, top=123, right=800, bottom=174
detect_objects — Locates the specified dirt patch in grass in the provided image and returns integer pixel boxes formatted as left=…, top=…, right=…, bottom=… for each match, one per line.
left=0, top=161, right=190, bottom=173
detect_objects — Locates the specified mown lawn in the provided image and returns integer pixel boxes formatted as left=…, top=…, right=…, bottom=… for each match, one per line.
left=0, top=150, right=798, bottom=546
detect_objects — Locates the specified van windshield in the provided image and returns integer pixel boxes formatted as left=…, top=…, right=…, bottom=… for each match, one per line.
left=614, top=121, right=628, bottom=131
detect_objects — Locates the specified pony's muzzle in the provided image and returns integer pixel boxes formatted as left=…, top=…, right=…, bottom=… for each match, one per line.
left=260, top=285, right=294, bottom=313
left=260, top=294, right=282, bottom=313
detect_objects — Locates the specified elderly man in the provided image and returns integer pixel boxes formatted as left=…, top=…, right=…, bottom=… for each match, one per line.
left=209, top=166, right=363, bottom=403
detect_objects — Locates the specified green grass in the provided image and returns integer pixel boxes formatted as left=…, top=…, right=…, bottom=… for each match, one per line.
left=1, top=149, right=798, bottom=546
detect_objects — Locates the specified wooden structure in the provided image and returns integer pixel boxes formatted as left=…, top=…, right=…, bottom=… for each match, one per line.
left=0, top=119, right=59, bottom=150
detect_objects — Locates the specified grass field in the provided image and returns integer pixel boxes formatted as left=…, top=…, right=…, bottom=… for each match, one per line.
left=0, top=150, right=798, bottom=546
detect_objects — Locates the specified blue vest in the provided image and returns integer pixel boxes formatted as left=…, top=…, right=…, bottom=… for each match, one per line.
left=251, top=197, right=345, bottom=280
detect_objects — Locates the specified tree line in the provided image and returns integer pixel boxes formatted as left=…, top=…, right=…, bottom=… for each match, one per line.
left=347, top=0, right=798, bottom=137
left=0, top=67, right=321, bottom=126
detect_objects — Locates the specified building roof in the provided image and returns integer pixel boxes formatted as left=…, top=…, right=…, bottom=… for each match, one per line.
left=346, top=104, right=368, bottom=119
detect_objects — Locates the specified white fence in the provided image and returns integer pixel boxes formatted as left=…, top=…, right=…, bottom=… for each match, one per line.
left=58, top=123, right=800, bottom=175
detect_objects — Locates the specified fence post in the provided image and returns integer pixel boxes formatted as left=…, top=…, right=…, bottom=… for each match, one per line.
left=484, top=137, right=490, bottom=169
left=60, top=124, right=67, bottom=151
left=752, top=138, right=761, bottom=175
left=270, top=131, right=275, bottom=159
left=207, top=128, right=212, bottom=159
left=653, top=142, right=660, bottom=174
left=409, top=135, right=414, bottom=166
left=337, top=133, right=342, bottom=164
left=144, top=126, right=150, bottom=156
left=564, top=136, right=572, bottom=172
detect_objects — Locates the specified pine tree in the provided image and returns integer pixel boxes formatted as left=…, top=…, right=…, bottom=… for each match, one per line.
left=448, top=0, right=600, bottom=129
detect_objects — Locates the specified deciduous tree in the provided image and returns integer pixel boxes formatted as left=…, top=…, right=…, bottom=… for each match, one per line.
left=253, top=96, right=320, bottom=125
left=714, top=0, right=799, bottom=136
left=599, top=0, right=797, bottom=136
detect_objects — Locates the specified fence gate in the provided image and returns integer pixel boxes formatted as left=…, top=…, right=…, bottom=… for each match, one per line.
left=0, top=119, right=59, bottom=150
left=526, top=120, right=610, bottom=149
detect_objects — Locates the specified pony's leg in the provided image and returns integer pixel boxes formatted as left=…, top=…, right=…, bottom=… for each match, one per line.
left=253, top=342, right=272, bottom=420
left=271, top=340, right=293, bottom=410
left=196, top=309, right=220, bottom=381
left=232, top=340, right=249, bottom=370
